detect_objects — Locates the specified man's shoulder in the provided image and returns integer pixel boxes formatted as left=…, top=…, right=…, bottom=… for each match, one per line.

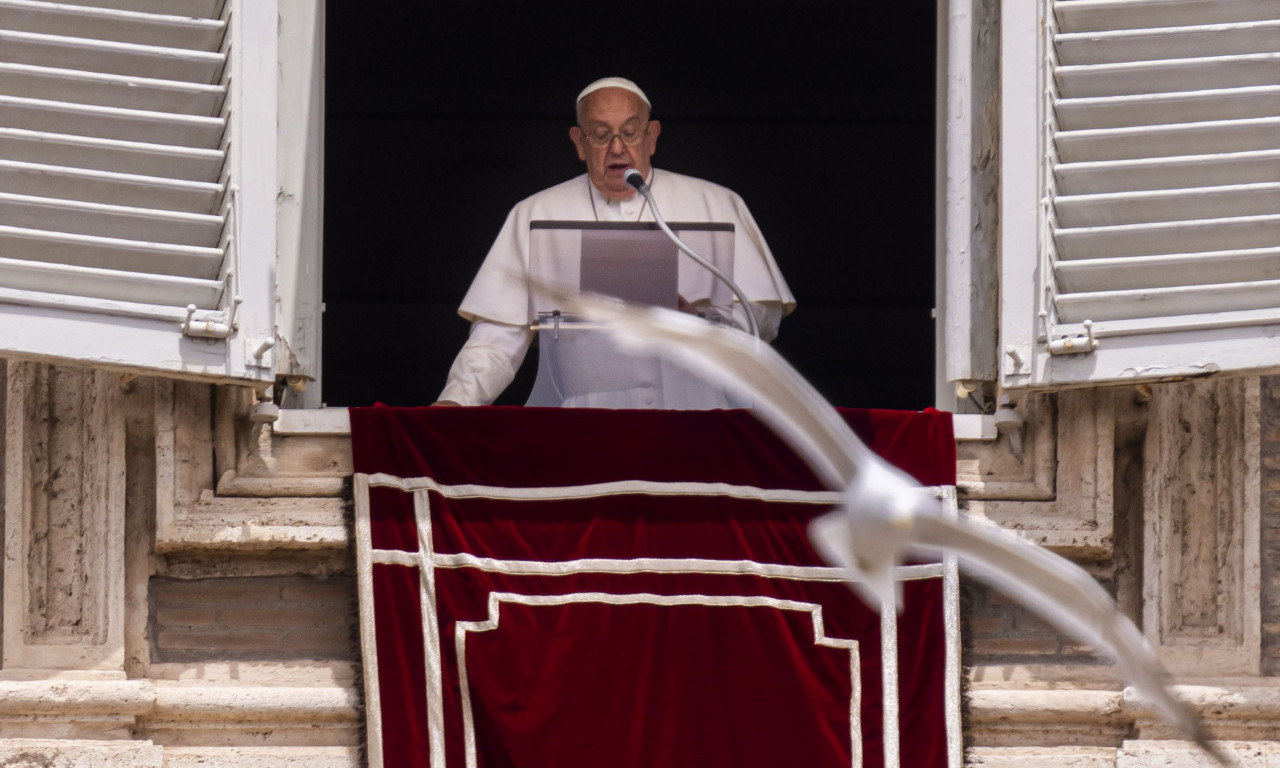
left=653, top=169, right=749, bottom=210
left=519, top=175, right=588, bottom=207
left=656, top=169, right=742, bottom=198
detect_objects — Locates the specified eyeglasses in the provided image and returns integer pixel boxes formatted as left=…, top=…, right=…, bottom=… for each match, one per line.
left=580, top=123, right=649, bottom=148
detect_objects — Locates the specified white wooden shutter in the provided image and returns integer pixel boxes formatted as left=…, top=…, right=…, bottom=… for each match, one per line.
left=0, top=0, right=289, bottom=383
left=1000, top=0, right=1280, bottom=390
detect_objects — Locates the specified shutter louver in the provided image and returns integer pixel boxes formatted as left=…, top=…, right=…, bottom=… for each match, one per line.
left=0, top=0, right=229, bottom=311
left=1000, top=0, right=1280, bottom=389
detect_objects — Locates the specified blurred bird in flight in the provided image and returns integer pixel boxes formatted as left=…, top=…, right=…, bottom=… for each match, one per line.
left=548, top=289, right=1230, bottom=766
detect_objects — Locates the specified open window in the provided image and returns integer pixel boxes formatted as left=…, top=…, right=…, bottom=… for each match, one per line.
left=0, top=0, right=321, bottom=391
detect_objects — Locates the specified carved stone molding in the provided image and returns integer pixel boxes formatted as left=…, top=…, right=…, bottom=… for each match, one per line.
left=968, top=746, right=1118, bottom=767
left=3, top=362, right=125, bottom=672
left=155, top=382, right=349, bottom=553
left=968, top=688, right=1128, bottom=748
left=0, top=679, right=359, bottom=758
left=960, top=390, right=1115, bottom=558
left=1143, top=377, right=1261, bottom=677
left=141, top=683, right=360, bottom=747
left=958, top=392, right=1057, bottom=502
left=970, top=682, right=1280, bottom=759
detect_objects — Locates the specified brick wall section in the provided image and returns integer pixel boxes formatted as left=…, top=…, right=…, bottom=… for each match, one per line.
left=151, top=576, right=357, bottom=663
left=963, top=565, right=1115, bottom=665
left=1261, top=376, right=1280, bottom=675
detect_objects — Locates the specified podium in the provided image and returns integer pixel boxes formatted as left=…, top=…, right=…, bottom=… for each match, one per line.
left=525, top=314, right=747, bottom=408
left=525, top=221, right=740, bottom=409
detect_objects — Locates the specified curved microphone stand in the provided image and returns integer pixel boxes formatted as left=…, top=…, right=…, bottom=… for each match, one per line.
left=624, top=169, right=761, bottom=340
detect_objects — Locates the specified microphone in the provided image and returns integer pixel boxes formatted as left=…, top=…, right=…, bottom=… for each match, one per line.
left=622, top=168, right=761, bottom=340
left=624, top=168, right=648, bottom=193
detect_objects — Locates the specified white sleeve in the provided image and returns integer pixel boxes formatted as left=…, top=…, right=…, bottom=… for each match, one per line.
left=736, top=300, right=784, bottom=342
left=436, top=320, right=534, bottom=405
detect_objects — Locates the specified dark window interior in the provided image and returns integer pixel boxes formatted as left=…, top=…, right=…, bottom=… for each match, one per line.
left=323, top=0, right=937, bottom=409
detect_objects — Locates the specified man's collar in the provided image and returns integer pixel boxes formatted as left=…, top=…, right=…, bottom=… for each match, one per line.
left=587, top=168, right=655, bottom=208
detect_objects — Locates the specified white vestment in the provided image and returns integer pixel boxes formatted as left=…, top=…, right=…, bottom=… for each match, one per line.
left=437, top=169, right=795, bottom=406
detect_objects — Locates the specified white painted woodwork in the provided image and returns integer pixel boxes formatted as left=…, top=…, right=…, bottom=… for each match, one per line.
left=0, top=192, right=223, bottom=245
left=53, top=0, right=225, bottom=17
left=1056, top=87, right=1280, bottom=132
left=1055, top=248, right=1280, bottom=293
left=0, top=94, right=226, bottom=147
left=0, top=256, right=222, bottom=307
left=0, top=127, right=225, bottom=180
left=1055, top=0, right=1279, bottom=30
left=273, top=0, right=325, bottom=402
left=1055, top=149, right=1280, bottom=194
left=1056, top=20, right=1280, bottom=64
left=0, top=159, right=224, bottom=212
left=0, top=62, right=226, bottom=114
left=0, top=30, right=224, bottom=85
left=0, top=0, right=227, bottom=305
left=0, top=0, right=227, bottom=50
left=0, top=225, right=223, bottom=276
left=999, top=0, right=1280, bottom=389
left=0, top=0, right=318, bottom=385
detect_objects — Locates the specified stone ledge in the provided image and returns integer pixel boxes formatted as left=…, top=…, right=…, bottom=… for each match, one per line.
left=0, top=680, right=359, bottom=724
left=142, top=684, right=362, bottom=749
left=969, top=689, right=1126, bottom=725
left=150, top=684, right=359, bottom=723
left=0, top=741, right=362, bottom=768
left=0, top=738, right=163, bottom=767
left=215, top=471, right=347, bottom=499
left=0, top=681, right=153, bottom=717
left=157, top=496, right=349, bottom=553
left=971, top=685, right=1280, bottom=747
left=274, top=410, right=351, bottom=436
left=155, top=524, right=349, bottom=553
left=1119, top=739, right=1280, bottom=767
left=162, top=746, right=361, bottom=768
left=969, top=688, right=1130, bottom=748
left=967, top=746, right=1118, bottom=767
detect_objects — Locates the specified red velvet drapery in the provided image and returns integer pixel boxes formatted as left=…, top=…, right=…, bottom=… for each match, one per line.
left=351, top=406, right=956, bottom=768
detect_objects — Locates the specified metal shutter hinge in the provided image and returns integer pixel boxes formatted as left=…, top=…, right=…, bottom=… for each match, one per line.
left=1041, top=313, right=1098, bottom=356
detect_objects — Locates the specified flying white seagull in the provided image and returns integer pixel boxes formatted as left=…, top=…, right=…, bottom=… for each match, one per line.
left=548, top=289, right=1229, bottom=766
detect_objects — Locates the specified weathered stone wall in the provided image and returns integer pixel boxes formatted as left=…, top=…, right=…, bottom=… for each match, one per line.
left=151, top=576, right=356, bottom=663
left=962, top=386, right=1139, bottom=668
left=0, top=359, right=362, bottom=766
left=964, top=377, right=1274, bottom=766
left=965, top=564, right=1117, bottom=666
left=2, top=354, right=1276, bottom=766
left=1261, top=375, right=1280, bottom=676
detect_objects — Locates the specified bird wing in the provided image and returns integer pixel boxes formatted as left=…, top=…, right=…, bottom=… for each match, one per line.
left=547, top=289, right=1230, bottom=764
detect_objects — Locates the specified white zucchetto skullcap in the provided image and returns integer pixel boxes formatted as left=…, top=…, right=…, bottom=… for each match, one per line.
left=576, top=77, right=651, bottom=108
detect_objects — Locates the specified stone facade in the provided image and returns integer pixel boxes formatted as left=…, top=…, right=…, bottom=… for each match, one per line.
left=963, top=377, right=1279, bottom=766
left=1261, top=377, right=1280, bottom=677
left=2, top=356, right=1277, bottom=765
left=0, top=360, right=361, bottom=766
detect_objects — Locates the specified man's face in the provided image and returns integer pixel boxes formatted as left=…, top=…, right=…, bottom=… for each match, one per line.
left=569, top=88, right=661, bottom=200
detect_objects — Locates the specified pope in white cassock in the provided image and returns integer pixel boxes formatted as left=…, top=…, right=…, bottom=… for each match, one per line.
left=434, top=77, right=796, bottom=406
